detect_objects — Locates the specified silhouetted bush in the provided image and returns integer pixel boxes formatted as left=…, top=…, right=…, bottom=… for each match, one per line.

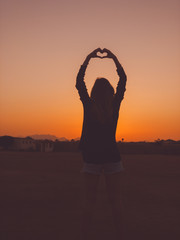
left=0, top=136, right=14, bottom=150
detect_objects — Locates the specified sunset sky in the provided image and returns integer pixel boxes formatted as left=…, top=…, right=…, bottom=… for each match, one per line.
left=0, top=0, right=180, bottom=141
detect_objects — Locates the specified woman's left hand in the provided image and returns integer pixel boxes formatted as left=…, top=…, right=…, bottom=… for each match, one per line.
left=103, top=48, right=117, bottom=60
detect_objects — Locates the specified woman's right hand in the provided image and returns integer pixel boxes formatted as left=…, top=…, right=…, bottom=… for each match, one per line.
left=82, top=48, right=101, bottom=66
left=88, top=48, right=102, bottom=59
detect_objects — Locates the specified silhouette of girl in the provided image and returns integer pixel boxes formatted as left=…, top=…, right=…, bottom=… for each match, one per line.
left=76, top=48, right=127, bottom=240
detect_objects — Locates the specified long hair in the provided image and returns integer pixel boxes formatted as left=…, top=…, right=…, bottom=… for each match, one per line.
left=90, top=78, right=114, bottom=122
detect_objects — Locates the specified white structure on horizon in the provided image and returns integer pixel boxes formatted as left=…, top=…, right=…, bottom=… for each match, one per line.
left=12, top=137, right=54, bottom=152
left=40, top=141, right=54, bottom=152
left=13, top=137, right=36, bottom=151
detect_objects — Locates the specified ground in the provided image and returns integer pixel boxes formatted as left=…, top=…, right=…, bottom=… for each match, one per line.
left=0, top=152, right=180, bottom=240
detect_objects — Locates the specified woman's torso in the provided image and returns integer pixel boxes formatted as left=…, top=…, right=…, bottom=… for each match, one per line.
left=79, top=98, right=121, bottom=163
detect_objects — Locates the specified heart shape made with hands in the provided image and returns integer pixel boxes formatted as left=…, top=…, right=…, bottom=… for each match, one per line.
left=96, top=49, right=108, bottom=59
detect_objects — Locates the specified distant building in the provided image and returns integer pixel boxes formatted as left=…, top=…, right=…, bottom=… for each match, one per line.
left=38, top=140, right=54, bottom=152
left=13, top=138, right=54, bottom=152
left=13, top=137, right=36, bottom=151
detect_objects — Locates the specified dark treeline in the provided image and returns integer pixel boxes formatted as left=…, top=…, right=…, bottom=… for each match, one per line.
left=54, top=140, right=180, bottom=155
left=118, top=141, right=180, bottom=155
left=0, top=136, right=180, bottom=154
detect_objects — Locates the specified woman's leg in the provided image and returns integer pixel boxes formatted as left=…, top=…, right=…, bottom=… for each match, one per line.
left=105, top=172, right=125, bottom=240
left=81, top=172, right=100, bottom=240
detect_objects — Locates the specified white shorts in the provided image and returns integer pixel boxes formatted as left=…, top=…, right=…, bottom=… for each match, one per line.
left=81, top=161, right=125, bottom=175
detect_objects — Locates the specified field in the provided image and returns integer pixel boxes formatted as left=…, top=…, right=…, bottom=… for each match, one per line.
left=0, top=152, right=180, bottom=240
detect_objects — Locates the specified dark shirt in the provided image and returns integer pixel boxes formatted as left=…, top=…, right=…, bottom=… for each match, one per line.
left=76, top=64, right=127, bottom=163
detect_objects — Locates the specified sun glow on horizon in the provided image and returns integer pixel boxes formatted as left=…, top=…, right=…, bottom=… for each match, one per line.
left=0, top=0, right=180, bottom=141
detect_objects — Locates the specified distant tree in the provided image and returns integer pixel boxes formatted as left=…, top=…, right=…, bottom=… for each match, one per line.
left=154, top=138, right=164, bottom=145
left=0, top=136, right=14, bottom=150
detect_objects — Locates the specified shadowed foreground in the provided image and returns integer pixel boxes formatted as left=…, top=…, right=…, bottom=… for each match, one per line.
left=0, top=152, right=180, bottom=240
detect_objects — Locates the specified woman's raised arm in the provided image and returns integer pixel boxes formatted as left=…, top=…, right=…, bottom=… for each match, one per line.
left=76, top=48, right=101, bottom=105
left=103, top=48, right=127, bottom=103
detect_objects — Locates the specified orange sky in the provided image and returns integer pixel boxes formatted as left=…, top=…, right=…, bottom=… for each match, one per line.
left=0, top=0, right=180, bottom=141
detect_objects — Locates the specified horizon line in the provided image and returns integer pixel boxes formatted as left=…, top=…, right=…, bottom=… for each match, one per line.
left=0, top=135, right=179, bottom=143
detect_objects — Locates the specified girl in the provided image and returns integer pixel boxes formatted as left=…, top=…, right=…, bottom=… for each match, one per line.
left=76, top=48, right=127, bottom=240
